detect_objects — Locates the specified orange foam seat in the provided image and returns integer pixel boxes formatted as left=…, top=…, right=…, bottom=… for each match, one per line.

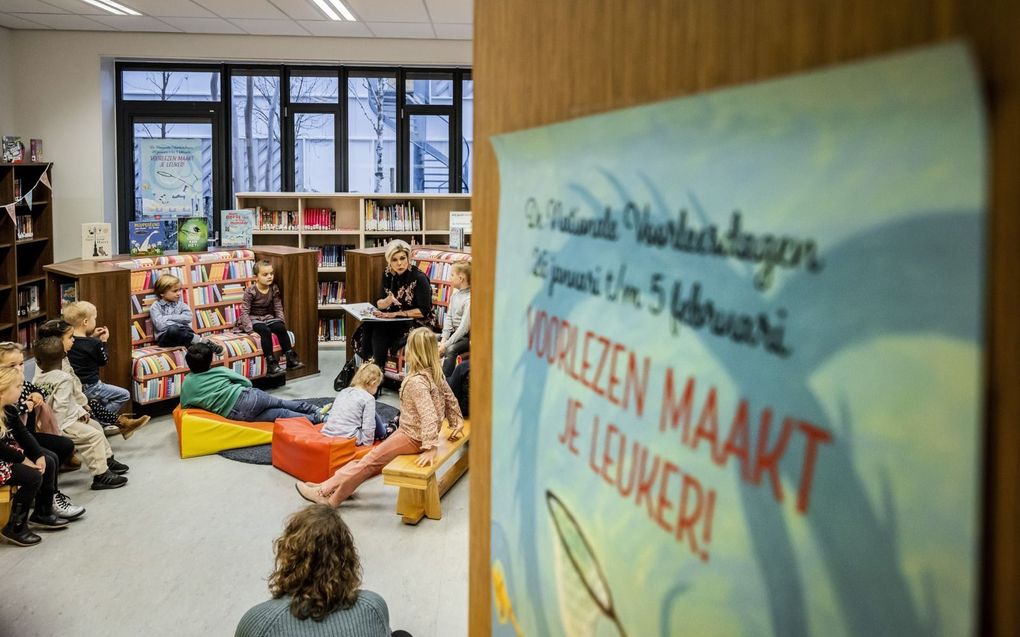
left=271, top=417, right=375, bottom=483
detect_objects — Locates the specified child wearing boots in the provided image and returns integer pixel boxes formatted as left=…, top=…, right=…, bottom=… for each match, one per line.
left=148, top=274, right=225, bottom=354
left=236, top=260, right=304, bottom=378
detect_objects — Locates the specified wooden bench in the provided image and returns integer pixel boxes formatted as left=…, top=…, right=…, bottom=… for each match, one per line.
left=382, top=420, right=470, bottom=524
left=0, top=486, right=12, bottom=527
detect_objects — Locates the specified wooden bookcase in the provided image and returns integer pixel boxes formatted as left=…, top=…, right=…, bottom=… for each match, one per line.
left=0, top=162, right=54, bottom=357
left=235, top=192, right=471, bottom=350
left=46, top=246, right=317, bottom=407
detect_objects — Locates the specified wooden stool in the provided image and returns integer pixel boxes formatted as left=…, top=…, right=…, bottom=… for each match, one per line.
left=0, top=486, right=13, bottom=527
left=383, top=420, right=470, bottom=525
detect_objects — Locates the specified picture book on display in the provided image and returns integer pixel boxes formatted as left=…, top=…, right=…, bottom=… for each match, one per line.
left=129, top=220, right=177, bottom=256
left=177, top=216, right=209, bottom=252
left=59, top=283, right=78, bottom=311
left=81, top=223, right=112, bottom=260
left=29, top=139, right=42, bottom=162
left=221, top=209, right=255, bottom=248
left=2, top=136, right=24, bottom=162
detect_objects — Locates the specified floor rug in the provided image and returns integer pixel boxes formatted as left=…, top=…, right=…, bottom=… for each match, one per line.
left=218, top=398, right=399, bottom=465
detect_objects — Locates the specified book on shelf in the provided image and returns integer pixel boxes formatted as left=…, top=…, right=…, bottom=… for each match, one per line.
left=365, top=200, right=421, bottom=232
left=16, top=215, right=33, bottom=240
left=318, top=318, right=345, bottom=342
left=81, top=223, right=112, bottom=260
left=16, top=323, right=38, bottom=349
left=59, top=283, right=78, bottom=311
left=178, top=217, right=209, bottom=252
left=254, top=207, right=298, bottom=231
left=29, top=139, right=42, bottom=162
left=316, top=245, right=351, bottom=268
left=449, top=227, right=465, bottom=250
left=13, top=178, right=21, bottom=200
left=129, top=220, right=175, bottom=256
left=2, top=136, right=24, bottom=162
left=221, top=209, right=255, bottom=248
left=318, top=281, right=346, bottom=305
left=304, top=207, right=337, bottom=231
left=16, top=286, right=41, bottom=316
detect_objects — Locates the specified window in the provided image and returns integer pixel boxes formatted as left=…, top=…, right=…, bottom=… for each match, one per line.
left=348, top=74, right=397, bottom=193
left=116, top=64, right=471, bottom=250
left=231, top=72, right=282, bottom=195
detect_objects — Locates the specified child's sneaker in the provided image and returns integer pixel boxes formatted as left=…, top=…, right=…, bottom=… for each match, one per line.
left=53, top=492, right=85, bottom=520
left=102, top=423, right=120, bottom=436
left=107, top=457, right=129, bottom=474
left=91, top=470, right=128, bottom=490
left=207, top=340, right=224, bottom=355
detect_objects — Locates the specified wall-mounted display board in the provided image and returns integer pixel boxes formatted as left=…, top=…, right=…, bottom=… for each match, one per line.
left=488, top=44, right=986, bottom=637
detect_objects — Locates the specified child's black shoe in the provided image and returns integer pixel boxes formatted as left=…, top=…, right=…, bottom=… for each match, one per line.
left=108, top=457, right=129, bottom=474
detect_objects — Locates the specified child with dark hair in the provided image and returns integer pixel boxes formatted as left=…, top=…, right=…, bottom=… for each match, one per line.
left=32, top=337, right=129, bottom=491
left=236, top=259, right=303, bottom=378
left=38, top=319, right=140, bottom=436
left=180, top=343, right=324, bottom=423
left=235, top=505, right=396, bottom=636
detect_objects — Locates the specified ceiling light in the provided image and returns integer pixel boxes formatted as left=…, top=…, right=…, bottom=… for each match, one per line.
left=310, top=0, right=342, bottom=21
left=82, top=0, right=142, bottom=16
left=326, top=0, right=356, bottom=21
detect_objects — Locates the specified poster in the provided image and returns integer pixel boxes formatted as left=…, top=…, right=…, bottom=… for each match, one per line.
left=221, top=209, right=255, bottom=248
left=490, top=44, right=985, bottom=636
left=140, top=138, right=204, bottom=216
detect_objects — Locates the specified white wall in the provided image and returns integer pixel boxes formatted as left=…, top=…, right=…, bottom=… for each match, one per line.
left=0, top=27, right=14, bottom=135
left=10, top=29, right=472, bottom=261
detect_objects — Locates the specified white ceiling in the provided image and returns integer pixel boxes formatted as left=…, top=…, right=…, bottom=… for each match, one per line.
left=0, top=0, right=472, bottom=39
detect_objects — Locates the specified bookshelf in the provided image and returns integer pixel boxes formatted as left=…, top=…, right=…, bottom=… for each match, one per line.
left=0, top=162, right=54, bottom=356
left=46, top=246, right=318, bottom=407
left=235, top=192, right=470, bottom=349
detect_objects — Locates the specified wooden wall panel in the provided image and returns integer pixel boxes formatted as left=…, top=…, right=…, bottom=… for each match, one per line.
left=471, top=0, right=1019, bottom=634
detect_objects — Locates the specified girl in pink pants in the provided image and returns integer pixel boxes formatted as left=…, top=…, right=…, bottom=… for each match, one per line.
left=297, top=328, right=464, bottom=507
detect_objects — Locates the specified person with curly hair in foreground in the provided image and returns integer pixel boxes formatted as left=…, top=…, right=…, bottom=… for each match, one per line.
left=235, top=505, right=413, bottom=636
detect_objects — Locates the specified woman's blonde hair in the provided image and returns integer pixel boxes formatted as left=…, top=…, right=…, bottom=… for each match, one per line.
left=269, top=505, right=361, bottom=621
left=0, top=366, right=24, bottom=437
left=154, top=274, right=182, bottom=297
left=384, top=239, right=411, bottom=265
left=0, top=341, right=24, bottom=364
left=452, top=261, right=471, bottom=284
left=401, top=327, right=444, bottom=391
left=350, top=362, right=382, bottom=391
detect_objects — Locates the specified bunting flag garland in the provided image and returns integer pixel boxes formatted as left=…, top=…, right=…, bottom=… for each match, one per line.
left=1, top=162, right=53, bottom=210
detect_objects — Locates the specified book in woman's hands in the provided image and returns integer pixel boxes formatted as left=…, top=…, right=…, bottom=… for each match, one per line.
left=338, top=302, right=412, bottom=322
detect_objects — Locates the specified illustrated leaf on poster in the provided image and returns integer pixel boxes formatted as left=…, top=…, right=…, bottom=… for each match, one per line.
left=546, top=491, right=627, bottom=637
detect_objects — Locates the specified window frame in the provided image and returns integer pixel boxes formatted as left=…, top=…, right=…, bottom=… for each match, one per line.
left=116, top=61, right=472, bottom=252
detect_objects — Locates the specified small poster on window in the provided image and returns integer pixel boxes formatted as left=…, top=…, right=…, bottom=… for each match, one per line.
left=140, top=138, right=204, bottom=216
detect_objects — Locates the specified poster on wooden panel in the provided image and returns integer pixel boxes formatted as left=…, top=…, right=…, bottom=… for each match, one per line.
left=489, top=43, right=986, bottom=637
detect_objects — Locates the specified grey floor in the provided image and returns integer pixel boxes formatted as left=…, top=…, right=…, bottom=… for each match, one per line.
left=0, top=350, right=468, bottom=637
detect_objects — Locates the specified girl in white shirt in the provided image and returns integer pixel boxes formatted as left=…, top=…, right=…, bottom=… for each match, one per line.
left=439, top=262, right=471, bottom=377
left=321, top=363, right=387, bottom=446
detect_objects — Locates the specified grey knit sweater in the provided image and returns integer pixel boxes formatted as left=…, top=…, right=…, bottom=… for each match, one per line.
left=234, top=590, right=391, bottom=637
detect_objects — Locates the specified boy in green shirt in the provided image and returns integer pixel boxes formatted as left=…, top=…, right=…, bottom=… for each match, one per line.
left=180, top=343, right=325, bottom=423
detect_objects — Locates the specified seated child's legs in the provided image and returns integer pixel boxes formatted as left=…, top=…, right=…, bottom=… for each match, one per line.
left=62, top=419, right=112, bottom=475
left=227, top=387, right=323, bottom=423
left=268, top=320, right=291, bottom=351
left=374, top=413, right=387, bottom=442
left=251, top=323, right=275, bottom=358
left=442, top=338, right=469, bottom=377
left=82, top=381, right=130, bottom=416
left=157, top=324, right=197, bottom=348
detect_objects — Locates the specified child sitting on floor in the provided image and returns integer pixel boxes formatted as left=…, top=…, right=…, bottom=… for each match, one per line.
left=63, top=301, right=148, bottom=432
left=179, top=342, right=325, bottom=423
left=236, top=260, right=303, bottom=378
left=32, top=337, right=129, bottom=490
left=148, top=274, right=225, bottom=354
left=321, top=363, right=390, bottom=446
left=37, top=319, right=133, bottom=437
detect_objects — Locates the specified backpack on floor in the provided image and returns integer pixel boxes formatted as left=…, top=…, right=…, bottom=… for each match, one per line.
left=333, top=357, right=359, bottom=392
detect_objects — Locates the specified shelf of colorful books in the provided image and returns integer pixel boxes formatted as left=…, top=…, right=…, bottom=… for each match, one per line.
left=195, top=324, right=234, bottom=335
left=191, top=276, right=255, bottom=288
left=195, top=299, right=242, bottom=310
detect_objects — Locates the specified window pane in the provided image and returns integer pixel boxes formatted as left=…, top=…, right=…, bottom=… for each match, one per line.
left=133, top=121, right=213, bottom=232
left=231, top=74, right=282, bottom=195
left=409, top=115, right=450, bottom=193
left=290, top=74, right=339, bottom=104
left=122, top=70, right=220, bottom=101
left=405, top=73, right=453, bottom=106
left=461, top=79, right=473, bottom=193
left=348, top=76, right=397, bottom=193
left=294, top=113, right=336, bottom=193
